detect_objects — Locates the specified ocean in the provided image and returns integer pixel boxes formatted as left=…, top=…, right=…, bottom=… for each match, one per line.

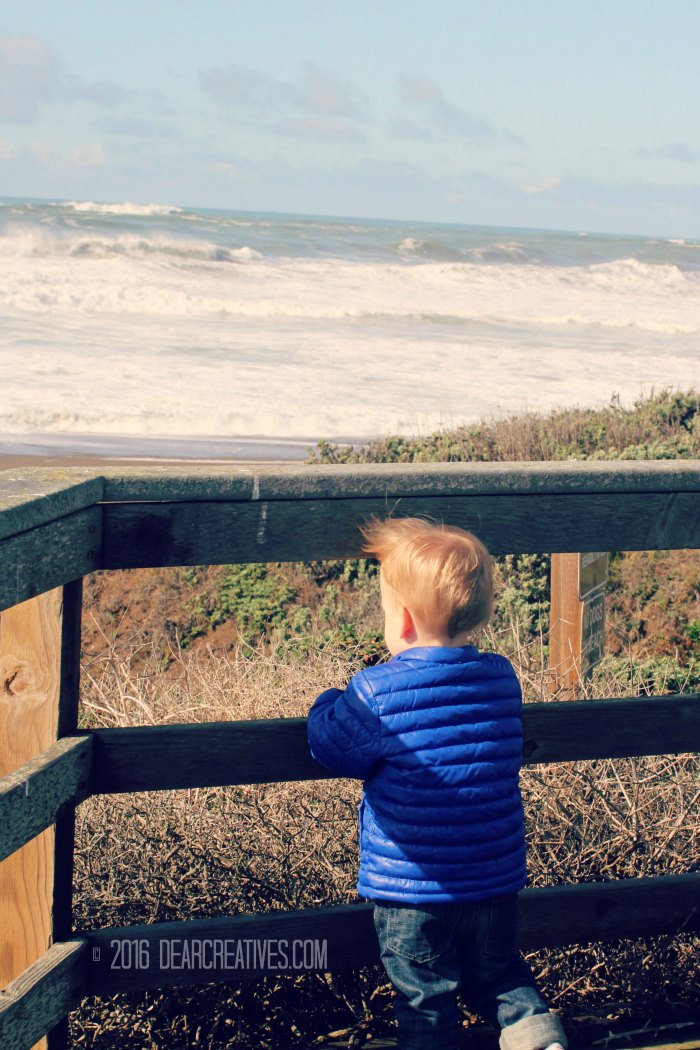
left=1, top=197, right=699, bottom=458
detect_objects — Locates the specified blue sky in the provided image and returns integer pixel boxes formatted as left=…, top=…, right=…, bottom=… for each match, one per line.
left=2, top=1, right=700, bottom=236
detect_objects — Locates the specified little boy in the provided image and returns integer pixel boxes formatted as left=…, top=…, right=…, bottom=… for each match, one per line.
left=307, top=517, right=566, bottom=1050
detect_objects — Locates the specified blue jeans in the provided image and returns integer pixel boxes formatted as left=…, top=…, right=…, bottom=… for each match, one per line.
left=373, top=896, right=567, bottom=1050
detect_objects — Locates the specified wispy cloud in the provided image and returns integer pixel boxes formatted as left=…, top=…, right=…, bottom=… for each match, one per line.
left=385, top=118, right=436, bottom=141
left=67, top=77, right=128, bottom=108
left=290, top=64, right=366, bottom=120
left=521, top=176, right=560, bottom=195
left=514, top=173, right=700, bottom=227
left=199, top=61, right=368, bottom=140
left=271, top=117, right=365, bottom=142
left=67, top=142, right=110, bottom=167
left=199, top=65, right=283, bottom=112
left=4, top=138, right=112, bottom=170
left=94, top=115, right=176, bottom=139
left=0, top=35, right=62, bottom=123
left=397, top=74, right=525, bottom=146
left=0, top=34, right=129, bottom=124
left=636, top=142, right=700, bottom=163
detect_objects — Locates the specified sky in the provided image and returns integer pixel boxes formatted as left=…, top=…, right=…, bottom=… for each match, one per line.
left=1, top=1, right=700, bottom=237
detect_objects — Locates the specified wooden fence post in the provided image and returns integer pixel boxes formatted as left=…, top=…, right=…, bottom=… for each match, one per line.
left=550, top=552, right=607, bottom=696
left=0, top=579, right=82, bottom=1050
left=48, top=579, right=82, bottom=1050
left=549, top=553, right=582, bottom=696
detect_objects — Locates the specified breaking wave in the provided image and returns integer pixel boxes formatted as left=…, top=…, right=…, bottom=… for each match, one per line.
left=62, top=201, right=184, bottom=217
left=1, top=198, right=698, bottom=443
left=0, top=225, right=261, bottom=264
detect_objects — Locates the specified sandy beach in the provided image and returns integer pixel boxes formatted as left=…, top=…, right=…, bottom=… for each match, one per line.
left=0, top=453, right=293, bottom=471
left=0, top=432, right=311, bottom=473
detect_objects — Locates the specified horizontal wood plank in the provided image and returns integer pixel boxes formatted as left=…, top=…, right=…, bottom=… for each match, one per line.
left=99, top=460, right=700, bottom=503
left=523, top=693, right=700, bottom=762
left=0, top=939, right=87, bottom=1050
left=0, top=508, right=101, bottom=614
left=89, top=717, right=321, bottom=793
left=0, top=470, right=103, bottom=543
left=0, top=737, right=93, bottom=864
left=520, top=872, right=700, bottom=947
left=84, top=873, right=700, bottom=994
left=87, top=694, right=700, bottom=794
left=102, top=491, right=700, bottom=570
left=630, top=1042, right=700, bottom=1050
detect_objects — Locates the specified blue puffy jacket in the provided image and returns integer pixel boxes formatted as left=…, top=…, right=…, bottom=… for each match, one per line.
left=307, top=645, right=527, bottom=903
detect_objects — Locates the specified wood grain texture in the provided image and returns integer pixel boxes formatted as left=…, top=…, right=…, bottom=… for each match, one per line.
left=0, top=471, right=102, bottom=543
left=0, top=591, right=64, bottom=1049
left=87, top=694, right=700, bottom=794
left=0, top=508, right=101, bottom=615
left=549, top=553, right=585, bottom=694
left=628, top=1042, right=700, bottom=1050
left=0, top=736, right=92, bottom=864
left=631, top=1043, right=700, bottom=1049
left=83, top=874, right=700, bottom=994
left=521, top=694, right=700, bottom=762
left=98, top=459, right=700, bottom=503
left=0, top=939, right=87, bottom=1050
left=102, top=490, right=700, bottom=571
left=46, top=579, right=84, bottom=1050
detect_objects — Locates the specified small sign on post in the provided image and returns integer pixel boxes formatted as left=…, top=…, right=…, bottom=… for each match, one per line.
left=578, top=551, right=609, bottom=600
left=550, top=552, right=608, bottom=695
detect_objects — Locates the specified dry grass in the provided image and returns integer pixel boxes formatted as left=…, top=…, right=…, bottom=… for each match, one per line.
left=69, top=630, right=699, bottom=1049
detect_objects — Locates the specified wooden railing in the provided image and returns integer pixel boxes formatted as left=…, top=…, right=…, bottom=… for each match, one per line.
left=1, top=460, right=699, bottom=1050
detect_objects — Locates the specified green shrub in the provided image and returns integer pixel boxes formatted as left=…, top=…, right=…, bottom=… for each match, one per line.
left=307, top=389, right=698, bottom=465
left=200, top=564, right=298, bottom=643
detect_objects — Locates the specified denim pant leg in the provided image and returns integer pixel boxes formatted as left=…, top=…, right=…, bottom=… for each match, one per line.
left=373, top=903, right=461, bottom=1050
left=460, top=896, right=567, bottom=1050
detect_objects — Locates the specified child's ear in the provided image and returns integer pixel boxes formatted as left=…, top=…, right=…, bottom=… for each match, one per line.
left=400, top=606, right=416, bottom=640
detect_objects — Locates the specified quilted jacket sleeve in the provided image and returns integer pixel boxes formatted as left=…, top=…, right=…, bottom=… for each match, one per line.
left=307, top=672, right=381, bottom=779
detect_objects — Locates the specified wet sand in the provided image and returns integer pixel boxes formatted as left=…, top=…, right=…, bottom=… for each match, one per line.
left=0, top=433, right=314, bottom=473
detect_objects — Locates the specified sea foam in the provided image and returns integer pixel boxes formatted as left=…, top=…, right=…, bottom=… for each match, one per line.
left=1, top=198, right=698, bottom=444
left=1, top=234, right=697, bottom=336
left=63, top=201, right=183, bottom=216
left=0, top=225, right=261, bottom=264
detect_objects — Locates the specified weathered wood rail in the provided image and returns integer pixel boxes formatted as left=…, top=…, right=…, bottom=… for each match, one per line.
left=1, top=460, right=699, bottom=1050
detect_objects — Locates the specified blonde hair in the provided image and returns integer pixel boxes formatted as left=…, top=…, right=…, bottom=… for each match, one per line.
left=361, top=516, right=494, bottom=638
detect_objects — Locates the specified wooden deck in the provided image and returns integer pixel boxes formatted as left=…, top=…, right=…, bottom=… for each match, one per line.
left=2, top=461, right=699, bottom=1050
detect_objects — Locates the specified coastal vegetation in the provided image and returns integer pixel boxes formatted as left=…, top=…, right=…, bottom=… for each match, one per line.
left=71, top=389, right=699, bottom=1048
left=82, top=389, right=700, bottom=686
